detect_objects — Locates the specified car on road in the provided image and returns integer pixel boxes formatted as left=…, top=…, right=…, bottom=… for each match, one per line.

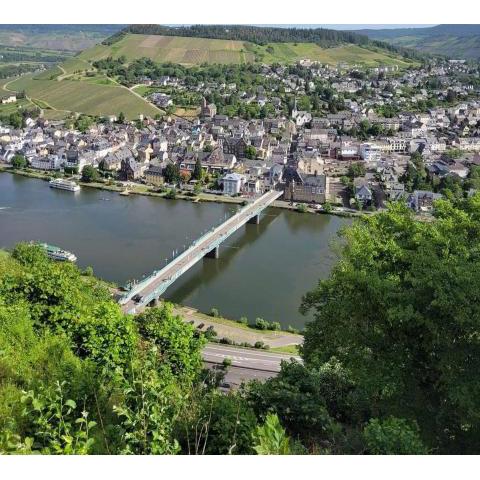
left=132, top=294, right=143, bottom=303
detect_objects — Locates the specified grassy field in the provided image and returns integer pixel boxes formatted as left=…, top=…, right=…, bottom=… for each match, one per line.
left=78, top=33, right=416, bottom=67
left=6, top=74, right=162, bottom=120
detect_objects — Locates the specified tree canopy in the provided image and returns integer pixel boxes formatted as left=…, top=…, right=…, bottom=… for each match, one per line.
left=298, top=196, right=480, bottom=453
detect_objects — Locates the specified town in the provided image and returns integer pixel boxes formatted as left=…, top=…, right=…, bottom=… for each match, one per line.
left=1, top=19, right=480, bottom=461
left=1, top=57, right=480, bottom=216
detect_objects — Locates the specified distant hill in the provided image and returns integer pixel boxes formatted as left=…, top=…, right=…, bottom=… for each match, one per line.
left=107, top=24, right=425, bottom=62
left=0, top=25, right=125, bottom=52
left=353, top=24, right=480, bottom=60
left=89, top=30, right=420, bottom=67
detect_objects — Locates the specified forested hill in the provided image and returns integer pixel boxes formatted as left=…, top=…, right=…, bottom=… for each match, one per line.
left=105, top=24, right=426, bottom=60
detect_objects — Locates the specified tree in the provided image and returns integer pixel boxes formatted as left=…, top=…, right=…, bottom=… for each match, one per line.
left=8, top=112, right=22, bottom=129
left=247, top=360, right=358, bottom=451
left=300, top=197, right=480, bottom=453
left=163, top=163, right=180, bottom=184
left=135, top=304, right=205, bottom=381
left=400, top=153, right=429, bottom=192
left=11, top=154, right=27, bottom=169
left=175, top=390, right=258, bottom=455
left=363, top=417, right=428, bottom=455
left=81, top=165, right=99, bottom=183
left=117, top=111, right=126, bottom=124
left=192, top=157, right=204, bottom=181
left=348, top=163, right=366, bottom=178
left=74, top=115, right=94, bottom=133
left=245, top=145, right=257, bottom=160
left=253, top=414, right=293, bottom=455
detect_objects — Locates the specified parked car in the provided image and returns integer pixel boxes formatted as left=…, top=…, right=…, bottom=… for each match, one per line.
left=132, top=294, right=143, bottom=303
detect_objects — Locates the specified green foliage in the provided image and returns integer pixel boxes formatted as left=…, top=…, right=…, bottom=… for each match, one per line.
left=177, top=391, right=258, bottom=455
left=165, top=188, right=177, bottom=200
left=348, top=163, right=366, bottom=178
left=112, top=348, right=181, bottom=455
left=163, top=163, right=180, bottom=184
left=253, top=413, right=292, bottom=455
left=400, top=152, right=429, bottom=192
left=19, top=381, right=96, bottom=454
left=192, top=157, right=204, bottom=181
left=322, top=202, right=333, bottom=213
left=210, top=307, right=219, bottom=318
left=300, top=196, right=480, bottom=453
left=74, top=114, right=94, bottom=133
left=255, top=317, right=269, bottom=330
left=0, top=244, right=214, bottom=455
left=11, top=154, right=27, bottom=169
left=247, top=360, right=362, bottom=451
left=363, top=417, right=428, bottom=454
left=245, top=145, right=257, bottom=160
left=8, top=112, right=23, bottom=129
left=135, top=304, right=205, bottom=381
left=81, top=165, right=99, bottom=183
left=296, top=203, right=308, bottom=213
left=193, top=183, right=203, bottom=195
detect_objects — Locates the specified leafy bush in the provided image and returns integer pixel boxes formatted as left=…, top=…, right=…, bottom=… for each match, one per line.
left=204, top=326, right=217, bottom=339
left=255, top=318, right=269, bottom=330
left=296, top=203, right=308, bottom=213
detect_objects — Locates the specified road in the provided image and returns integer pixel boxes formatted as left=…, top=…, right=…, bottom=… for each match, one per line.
left=120, top=190, right=282, bottom=314
left=203, top=343, right=301, bottom=386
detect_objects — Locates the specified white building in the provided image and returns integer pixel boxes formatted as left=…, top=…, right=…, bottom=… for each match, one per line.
left=222, top=173, right=246, bottom=196
left=30, top=154, right=61, bottom=171
left=360, top=142, right=383, bottom=163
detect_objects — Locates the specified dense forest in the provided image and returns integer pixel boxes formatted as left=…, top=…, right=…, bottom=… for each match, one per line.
left=103, top=25, right=425, bottom=60
left=1, top=194, right=479, bottom=454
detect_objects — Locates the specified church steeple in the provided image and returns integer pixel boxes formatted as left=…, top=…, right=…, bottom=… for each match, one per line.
left=292, top=97, right=298, bottom=118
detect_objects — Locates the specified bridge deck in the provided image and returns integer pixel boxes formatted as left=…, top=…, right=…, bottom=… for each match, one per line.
left=119, top=190, right=282, bottom=314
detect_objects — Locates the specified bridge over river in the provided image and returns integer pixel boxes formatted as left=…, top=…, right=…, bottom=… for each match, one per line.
left=119, top=189, right=283, bottom=314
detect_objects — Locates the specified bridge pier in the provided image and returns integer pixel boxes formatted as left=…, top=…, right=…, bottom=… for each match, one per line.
left=247, top=214, right=260, bottom=225
left=148, top=297, right=160, bottom=307
left=205, top=245, right=219, bottom=259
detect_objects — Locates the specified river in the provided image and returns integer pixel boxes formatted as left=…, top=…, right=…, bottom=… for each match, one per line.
left=0, top=173, right=351, bottom=328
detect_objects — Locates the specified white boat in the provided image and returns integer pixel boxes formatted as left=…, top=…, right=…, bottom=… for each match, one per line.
left=49, top=178, right=80, bottom=192
left=38, top=243, right=77, bottom=262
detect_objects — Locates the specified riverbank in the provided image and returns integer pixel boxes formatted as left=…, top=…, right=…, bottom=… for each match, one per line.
left=173, top=304, right=303, bottom=353
left=0, top=165, right=364, bottom=218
